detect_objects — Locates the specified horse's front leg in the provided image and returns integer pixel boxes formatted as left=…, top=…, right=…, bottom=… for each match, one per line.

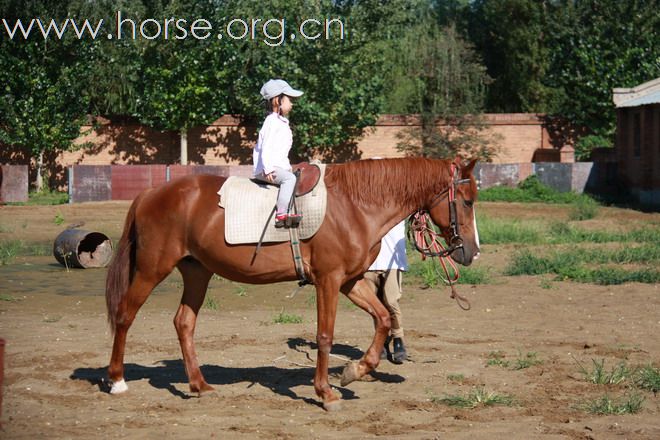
left=339, top=278, right=391, bottom=386
left=313, top=276, right=341, bottom=411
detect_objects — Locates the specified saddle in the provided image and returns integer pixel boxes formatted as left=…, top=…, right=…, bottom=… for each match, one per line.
left=218, top=163, right=327, bottom=245
left=292, top=162, right=321, bottom=196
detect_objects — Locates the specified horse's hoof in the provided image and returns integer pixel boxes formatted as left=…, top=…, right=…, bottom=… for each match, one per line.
left=323, top=399, right=342, bottom=412
left=340, top=361, right=360, bottom=387
left=109, top=379, right=128, bottom=394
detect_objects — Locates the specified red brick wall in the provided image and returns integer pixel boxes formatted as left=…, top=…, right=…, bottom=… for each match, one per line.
left=59, top=113, right=556, bottom=168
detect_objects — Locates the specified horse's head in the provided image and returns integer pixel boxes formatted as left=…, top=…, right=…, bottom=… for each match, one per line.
left=426, top=158, right=480, bottom=266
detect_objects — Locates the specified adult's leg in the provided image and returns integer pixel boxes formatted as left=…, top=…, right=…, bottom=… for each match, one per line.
left=381, top=270, right=404, bottom=339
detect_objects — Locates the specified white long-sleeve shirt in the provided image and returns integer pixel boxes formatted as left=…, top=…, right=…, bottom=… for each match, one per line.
left=369, top=221, right=408, bottom=271
left=253, top=112, right=293, bottom=175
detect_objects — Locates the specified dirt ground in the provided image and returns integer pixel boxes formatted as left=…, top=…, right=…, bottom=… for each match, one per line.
left=0, top=201, right=659, bottom=439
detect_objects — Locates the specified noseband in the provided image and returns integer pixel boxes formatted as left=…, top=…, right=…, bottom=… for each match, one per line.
left=408, top=163, right=471, bottom=258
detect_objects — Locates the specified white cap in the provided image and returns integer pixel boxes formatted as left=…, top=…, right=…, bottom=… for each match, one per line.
left=260, top=79, right=303, bottom=100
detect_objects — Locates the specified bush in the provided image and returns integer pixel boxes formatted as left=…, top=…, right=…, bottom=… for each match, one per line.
left=479, top=175, right=586, bottom=204
left=574, top=134, right=612, bottom=161
left=569, top=196, right=599, bottom=221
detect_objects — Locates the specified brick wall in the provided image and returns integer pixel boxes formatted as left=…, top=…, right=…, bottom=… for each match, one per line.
left=59, top=113, right=557, bottom=168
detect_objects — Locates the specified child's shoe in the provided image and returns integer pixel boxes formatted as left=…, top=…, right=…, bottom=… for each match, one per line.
left=274, top=214, right=288, bottom=228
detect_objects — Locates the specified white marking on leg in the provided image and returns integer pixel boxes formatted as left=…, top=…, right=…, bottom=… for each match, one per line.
left=473, top=210, right=480, bottom=259
left=110, top=378, right=128, bottom=394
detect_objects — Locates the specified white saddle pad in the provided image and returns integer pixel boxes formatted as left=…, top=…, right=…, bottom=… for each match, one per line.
left=218, top=165, right=327, bottom=244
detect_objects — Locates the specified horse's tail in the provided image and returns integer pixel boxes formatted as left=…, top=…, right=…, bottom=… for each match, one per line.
left=105, top=197, right=139, bottom=334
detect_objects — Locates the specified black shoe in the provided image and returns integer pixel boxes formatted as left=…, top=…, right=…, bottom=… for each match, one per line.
left=381, top=335, right=391, bottom=360
left=392, top=337, right=407, bottom=364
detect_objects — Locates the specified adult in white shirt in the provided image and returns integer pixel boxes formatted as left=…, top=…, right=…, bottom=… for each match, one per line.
left=364, top=220, right=409, bottom=364
left=253, top=79, right=303, bottom=228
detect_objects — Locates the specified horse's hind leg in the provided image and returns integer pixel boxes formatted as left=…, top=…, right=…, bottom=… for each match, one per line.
left=108, top=270, right=163, bottom=393
left=174, top=257, right=214, bottom=396
left=339, top=278, right=391, bottom=387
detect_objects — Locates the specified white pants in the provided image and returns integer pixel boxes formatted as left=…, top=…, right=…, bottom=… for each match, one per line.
left=255, top=167, right=297, bottom=214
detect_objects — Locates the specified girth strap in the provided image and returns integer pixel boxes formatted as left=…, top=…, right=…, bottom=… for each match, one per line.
left=289, top=226, right=311, bottom=286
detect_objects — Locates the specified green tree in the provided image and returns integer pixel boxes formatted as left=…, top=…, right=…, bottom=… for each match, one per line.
left=134, top=0, right=232, bottom=164
left=69, top=0, right=147, bottom=117
left=383, top=4, right=493, bottom=160
left=219, top=0, right=392, bottom=161
left=544, top=0, right=660, bottom=142
left=467, top=0, right=553, bottom=113
left=0, top=0, right=89, bottom=190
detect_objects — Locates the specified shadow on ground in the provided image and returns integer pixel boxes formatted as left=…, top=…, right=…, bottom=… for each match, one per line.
left=71, top=339, right=405, bottom=408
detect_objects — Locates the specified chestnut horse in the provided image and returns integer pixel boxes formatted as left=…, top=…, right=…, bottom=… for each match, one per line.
left=105, top=157, right=480, bottom=410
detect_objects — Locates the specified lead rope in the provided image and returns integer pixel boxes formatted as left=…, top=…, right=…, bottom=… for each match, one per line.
left=409, top=212, right=471, bottom=310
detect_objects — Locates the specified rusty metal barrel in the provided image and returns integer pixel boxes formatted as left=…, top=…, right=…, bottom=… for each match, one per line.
left=53, top=229, right=113, bottom=268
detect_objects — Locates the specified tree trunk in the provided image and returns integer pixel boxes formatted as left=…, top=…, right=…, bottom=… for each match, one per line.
left=180, top=129, right=188, bottom=165
left=36, top=150, right=44, bottom=192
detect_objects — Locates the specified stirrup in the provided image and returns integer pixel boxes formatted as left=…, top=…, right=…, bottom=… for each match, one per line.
left=286, top=213, right=302, bottom=228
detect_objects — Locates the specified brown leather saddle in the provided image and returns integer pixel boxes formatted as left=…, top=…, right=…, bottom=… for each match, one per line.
left=292, top=162, right=322, bottom=196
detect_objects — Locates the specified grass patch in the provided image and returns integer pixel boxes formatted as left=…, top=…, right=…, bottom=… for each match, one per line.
left=568, top=196, right=599, bottom=221
left=557, top=266, right=660, bottom=285
left=576, top=358, right=631, bottom=385
left=53, top=211, right=65, bottom=226
left=486, top=351, right=542, bottom=370
left=0, top=293, right=20, bottom=302
left=512, top=352, right=543, bottom=370
left=457, top=266, right=491, bottom=285
left=486, top=351, right=510, bottom=368
left=408, top=259, right=490, bottom=287
left=29, top=189, right=68, bottom=205
left=633, top=365, right=660, bottom=393
left=447, top=373, right=466, bottom=383
left=0, top=240, right=24, bottom=265
left=431, top=387, right=515, bottom=408
left=234, top=285, right=247, bottom=297
left=582, top=393, right=644, bottom=415
left=273, top=311, right=303, bottom=324
left=479, top=175, right=587, bottom=204
left=476, top=216, right=542, bottom=245
left=506, top=248, right=660, bottom=285
left=203, top=295, right=219, bottom=310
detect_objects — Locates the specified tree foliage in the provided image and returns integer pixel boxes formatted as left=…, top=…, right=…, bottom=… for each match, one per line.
left=0, top=0, right=90, bottom=189
left=467, top=0, right=553, bottom=113
left=463, top=0, right=660, bottom=149
left=543, top=0, right=660, bottom=139
left=383, top=4, right=493, bottom=160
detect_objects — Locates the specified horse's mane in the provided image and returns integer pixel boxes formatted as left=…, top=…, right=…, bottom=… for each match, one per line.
left=324, top=158, right=453, bottom=209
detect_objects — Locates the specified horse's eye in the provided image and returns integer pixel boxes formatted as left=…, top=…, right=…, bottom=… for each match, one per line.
left=463, top=200, right=474, bottom=208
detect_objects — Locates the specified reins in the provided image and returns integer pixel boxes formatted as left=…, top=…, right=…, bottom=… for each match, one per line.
left=408, top=211, right=471, bottom=310
left=407, top=162, right=472, bottom=310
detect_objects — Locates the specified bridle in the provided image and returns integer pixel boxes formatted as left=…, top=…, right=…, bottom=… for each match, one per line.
left=406, top=162, right=474, bottom=310
left=408, top=163, right=472, bottom=258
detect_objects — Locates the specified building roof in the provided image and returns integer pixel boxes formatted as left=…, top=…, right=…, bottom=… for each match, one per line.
left=613, top=77, right=660, bottom=108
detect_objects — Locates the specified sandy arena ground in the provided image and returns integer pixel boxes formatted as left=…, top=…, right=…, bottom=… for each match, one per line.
left=0, top=201, right=658, bottom=439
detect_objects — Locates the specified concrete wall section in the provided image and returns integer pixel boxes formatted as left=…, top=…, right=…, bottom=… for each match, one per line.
left=70, top=165, right=111, bottom=203
left=68, top=162, right=610, bottom=202
left=0, top=165, right=29, bottom=203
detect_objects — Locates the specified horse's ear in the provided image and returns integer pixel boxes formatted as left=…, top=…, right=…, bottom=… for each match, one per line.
left=462, top=158, right=478, bottom=177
